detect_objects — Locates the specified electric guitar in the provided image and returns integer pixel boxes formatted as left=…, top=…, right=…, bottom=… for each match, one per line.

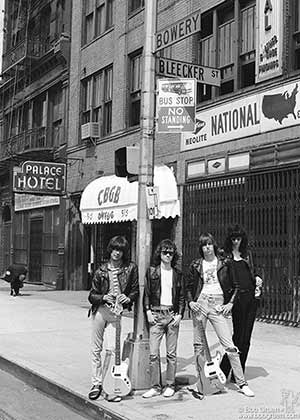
left=102, top=297, right=132, bottom=397
left=199, top=320, right=226, bottom=390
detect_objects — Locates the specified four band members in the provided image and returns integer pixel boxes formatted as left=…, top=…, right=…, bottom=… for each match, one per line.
left=88, top=230, right=260, bottom=401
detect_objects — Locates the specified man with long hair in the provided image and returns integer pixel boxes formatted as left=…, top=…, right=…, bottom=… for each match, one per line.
left=186, top=232, right=255, bottom=398
left=220, top=225, right=263, bottom=381
left=87, top=235, right=139, bottom=402
left=142, top=239, right=185, bottom=398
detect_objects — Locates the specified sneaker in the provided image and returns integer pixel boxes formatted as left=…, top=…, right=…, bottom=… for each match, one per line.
left=163, top=387, right=175, bottom=398
left=106, top=395, right=122, bottom=402
left=142, top=388, right=161, bottom=398
left=239, top=384, right=255, bottom=397
left=187, top=387, right=204, bottom=400
left=88, top=384, right=102, bottom=400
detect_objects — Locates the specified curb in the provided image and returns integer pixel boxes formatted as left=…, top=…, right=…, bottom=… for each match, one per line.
left=0, top=355, right=128, bottom=420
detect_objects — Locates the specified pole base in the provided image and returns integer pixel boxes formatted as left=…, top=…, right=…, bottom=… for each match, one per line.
left=122, top=334, right=150, bottom=390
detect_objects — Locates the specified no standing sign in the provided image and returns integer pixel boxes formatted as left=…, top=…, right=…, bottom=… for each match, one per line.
left=156, top=78, right=196, bottom=133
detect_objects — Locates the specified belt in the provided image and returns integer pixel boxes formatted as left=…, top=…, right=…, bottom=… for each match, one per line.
left=200, top=293, right=223, bottom=301
left=151, top=306, right=173, bottom=314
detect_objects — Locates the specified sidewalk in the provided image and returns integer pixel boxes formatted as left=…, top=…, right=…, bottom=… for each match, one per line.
left=0, top=280, right=299, bottom=420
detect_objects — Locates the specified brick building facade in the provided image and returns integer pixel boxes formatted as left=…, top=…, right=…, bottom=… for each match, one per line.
left=1, top=0, right=299, bottom=325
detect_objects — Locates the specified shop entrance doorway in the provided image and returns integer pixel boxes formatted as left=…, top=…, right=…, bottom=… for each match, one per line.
left=29, top=218, right=43, bottom=283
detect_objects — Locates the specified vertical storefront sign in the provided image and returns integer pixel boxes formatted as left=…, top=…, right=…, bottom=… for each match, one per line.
left=256, top=0, right=283, bottom=83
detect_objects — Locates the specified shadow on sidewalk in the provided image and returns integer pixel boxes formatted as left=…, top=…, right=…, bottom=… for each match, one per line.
left=245, top=366, right=269, bottom=380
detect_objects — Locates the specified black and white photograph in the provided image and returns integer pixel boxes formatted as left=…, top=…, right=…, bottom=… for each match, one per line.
left=0, top=1, right=299, bottom=419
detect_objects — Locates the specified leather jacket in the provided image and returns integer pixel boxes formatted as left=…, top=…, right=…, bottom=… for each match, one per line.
left=143, top=265, right=185, bottom=317
left=185, top=257, right=239, bottom=305
left=225, top=250, right=259, bottom=294
left=88, top=261, right=139, bottom=316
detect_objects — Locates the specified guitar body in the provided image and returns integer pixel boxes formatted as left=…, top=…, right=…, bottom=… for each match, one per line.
left=102, top=303, right=132, bottom=398
left=204, top=351, right=227, bottom=385
left=103, top=358, right=132, bottom=397
left=196, top=320, right=226, bottom=395
left=195, top=353, right=225, bottom=395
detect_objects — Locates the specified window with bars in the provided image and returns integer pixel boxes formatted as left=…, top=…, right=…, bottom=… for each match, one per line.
left=129, top=51, right=142, bottom=127
left=83, top=0, right=114, bottom=45
left=81, top=66, right=113, bottom=138
left=128, top=0, right=145, bottom=15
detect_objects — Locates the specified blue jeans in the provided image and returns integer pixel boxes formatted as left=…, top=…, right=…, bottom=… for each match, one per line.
left=192, top=294, right=247, bottom=388
left=149, top=311, right=179, bottom=390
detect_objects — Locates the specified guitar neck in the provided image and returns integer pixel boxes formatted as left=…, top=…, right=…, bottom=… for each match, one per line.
left=115, top=316, right=121, bottom=365
left=199, top=320, right=212, bottom=362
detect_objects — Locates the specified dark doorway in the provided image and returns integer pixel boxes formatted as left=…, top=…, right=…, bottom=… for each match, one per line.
left=3, top=222, right=11, bottom=271
left=29, top=218, right=43, bottom=283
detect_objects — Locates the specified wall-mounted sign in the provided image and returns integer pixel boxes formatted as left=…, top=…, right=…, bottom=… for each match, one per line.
left=15, top=193, right=60, bottom=212
left=157, top=78, right=196, bottom=133
left=181, top=80, right=300, bottom=151
left=13, top=161, right=67, bottom=195
left=146, top=186, right=160, bottom=219
left=157, top=57, right=220, bottom=87
left=155, top=9, right=201, bottom=52
left=256, top=0, right=283, bottom=83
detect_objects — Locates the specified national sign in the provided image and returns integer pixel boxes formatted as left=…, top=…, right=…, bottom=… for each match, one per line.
left=262, top=84, right=298, bottom=124
left=181, top=80, right=300, bottom=151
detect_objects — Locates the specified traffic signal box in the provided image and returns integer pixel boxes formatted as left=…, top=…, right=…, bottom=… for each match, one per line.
left=115, top=146, right=139, bottom=182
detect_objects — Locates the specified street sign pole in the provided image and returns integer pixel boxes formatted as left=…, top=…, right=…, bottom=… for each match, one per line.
left=125, top=0, right=157, bottom=390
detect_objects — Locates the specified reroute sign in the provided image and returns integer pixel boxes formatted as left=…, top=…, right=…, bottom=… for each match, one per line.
left=156, top=78, right=196, bottom=133
left=13, top=161, right=67, bottom=196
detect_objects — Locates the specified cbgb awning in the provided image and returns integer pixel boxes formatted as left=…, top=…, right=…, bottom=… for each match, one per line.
left=80, top=165, right=180, bottom=224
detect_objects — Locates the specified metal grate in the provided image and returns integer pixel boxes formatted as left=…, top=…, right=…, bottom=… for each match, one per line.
left=183, top=167, right=300, bottom=327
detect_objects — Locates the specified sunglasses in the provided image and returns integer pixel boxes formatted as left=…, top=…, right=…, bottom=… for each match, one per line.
left=161, top=250, right=174, bottom=256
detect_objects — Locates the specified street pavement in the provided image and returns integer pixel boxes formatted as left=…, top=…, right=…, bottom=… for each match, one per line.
left=0, top=280, right=299, bottom=420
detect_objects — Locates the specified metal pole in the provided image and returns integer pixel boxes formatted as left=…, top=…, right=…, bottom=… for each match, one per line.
left=135, top=0, right=156, bottom=337
left=124, top=0, right=157, bottom=390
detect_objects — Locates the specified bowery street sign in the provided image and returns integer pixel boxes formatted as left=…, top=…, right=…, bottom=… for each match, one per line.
left=157, top=57, right=221, bottom=87
left=13, top=161, right=67, bottom=196
left=156, top=78, right=196, bottom=133
left=155, top=9, right=201, bottom=52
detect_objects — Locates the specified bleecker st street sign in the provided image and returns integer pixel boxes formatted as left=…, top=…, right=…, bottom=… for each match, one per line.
left=13, top=161, right=67, bottom=196
left=157, top=57, right=221, bottom=87
left=155, top=9, right=201, bottom=52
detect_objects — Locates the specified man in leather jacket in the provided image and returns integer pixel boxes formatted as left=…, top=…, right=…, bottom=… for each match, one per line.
left=185, top=232, right=255, bottom=398
left=142, top=239, right=185, bottom=399
left=87, top=236, right=138, bottom=402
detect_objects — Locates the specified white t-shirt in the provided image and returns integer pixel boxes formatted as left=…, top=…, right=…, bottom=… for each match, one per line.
left=160, top=266, right=173, bottom=306
left=201, top=258, right=223, bottom=295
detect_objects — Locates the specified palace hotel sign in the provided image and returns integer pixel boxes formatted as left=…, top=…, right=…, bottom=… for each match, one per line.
left=13, top=161, right=67, bottom=196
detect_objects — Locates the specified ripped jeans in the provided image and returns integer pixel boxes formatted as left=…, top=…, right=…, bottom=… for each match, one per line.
left=192, top=293, right=247, bottom=388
